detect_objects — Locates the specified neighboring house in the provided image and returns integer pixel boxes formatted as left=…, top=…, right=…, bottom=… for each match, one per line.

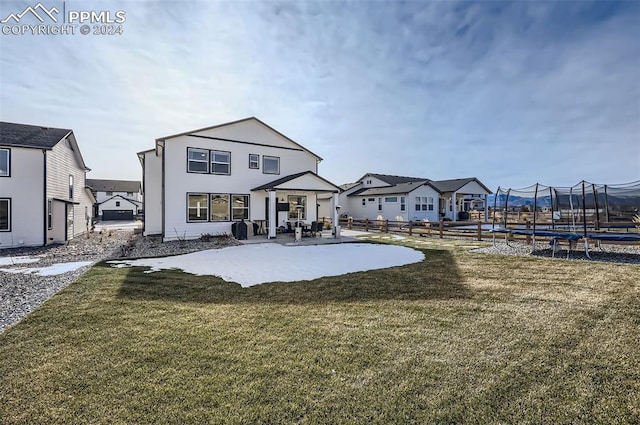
left=86, top=179, right=142, bottom=220
left=0, top=122, right=94, bottom=248
left=138, top=117, right=341, bottom=241
left=339, top=173, right=492, bottom=222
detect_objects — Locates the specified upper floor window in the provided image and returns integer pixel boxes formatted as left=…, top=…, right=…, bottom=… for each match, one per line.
left=106, top=191, right=113, bottom=196
left=0, top=198, right=10, bottom=231
left=69, top=175, right=74, bottom=200
left=211, top=150, right=231, bottom=175
left=366, top=179, right=372, bottom=185
left=187, top=148, right=209, bottom=173
left=384, top=197, right=398, bottom=203
left=116, top=201, right=121, bottom=207
left=127, top=192, right=133, bottom=196
left=0, top=148, right=9, bottom=177
left=263, top=156, right=280, bottom=175
left=249, top=154, right=259, bottom=169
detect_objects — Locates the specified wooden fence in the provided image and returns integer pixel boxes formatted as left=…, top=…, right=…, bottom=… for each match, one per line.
left=325, top=217, right=639, bottom=244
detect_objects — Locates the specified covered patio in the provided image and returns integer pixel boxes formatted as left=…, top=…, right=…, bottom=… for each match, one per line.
left=251, top=171, right=342, bottom=240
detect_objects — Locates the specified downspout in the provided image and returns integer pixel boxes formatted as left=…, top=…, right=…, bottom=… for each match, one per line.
left=161, top=141, right=166, bottom=240
left=141, top=154, right=146, bottom=234
left=42, top=149, right=47, bottom=246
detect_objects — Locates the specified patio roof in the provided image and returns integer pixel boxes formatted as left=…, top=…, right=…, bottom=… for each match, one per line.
left=251, top=171, right=340, bottom=193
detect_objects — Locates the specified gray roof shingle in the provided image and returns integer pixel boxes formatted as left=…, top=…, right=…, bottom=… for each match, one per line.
left=0, top=122, right=72, bottom=149
left=86, top=179, right=141, bottom=193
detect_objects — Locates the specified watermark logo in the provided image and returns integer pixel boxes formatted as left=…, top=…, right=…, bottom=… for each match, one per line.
left=1, top=2, right=126, bottom=36
left=1, top=2, right=59, bottom=23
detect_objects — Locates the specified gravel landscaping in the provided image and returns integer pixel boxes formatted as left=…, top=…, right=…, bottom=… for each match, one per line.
left=0, top=231, right=239, bottom=333
left=475, top=238, right=640, bottom=265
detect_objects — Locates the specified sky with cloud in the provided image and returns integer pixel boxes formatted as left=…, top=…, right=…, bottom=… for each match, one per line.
left=0, top=0, right=638, bottom=190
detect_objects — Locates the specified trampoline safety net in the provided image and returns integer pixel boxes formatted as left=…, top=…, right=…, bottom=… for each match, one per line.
left=492, top=180, right=640, bottom=234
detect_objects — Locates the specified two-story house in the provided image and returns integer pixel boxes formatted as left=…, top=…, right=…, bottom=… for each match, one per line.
left=0, top=122, right=95, bottom=248
left=86, top=179, right=142, bottom=221
left=138, top=117, right=341, bottom=241
left=339, top=173, right=492, bottom=222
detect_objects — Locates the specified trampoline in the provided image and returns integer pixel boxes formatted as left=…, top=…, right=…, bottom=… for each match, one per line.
left=492, top=180, right=640, bottom=259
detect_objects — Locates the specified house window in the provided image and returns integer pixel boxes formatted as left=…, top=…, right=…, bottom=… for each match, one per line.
left=116, top=201, right=121, bottom=207
left=414, top=197, right=433, bottom=211
left=47, top=199, right=52, bottom=230
left=187, top=193, right=208, bottom=222
left=366, top=179, right=372, bottom=185
left=368, top=198, right=375, bottom=202
left=288, top=195, right=306, bottom=220
left=231, top=195, right=249, bottom=220
left=211, top=150, right=231, bottom=175
left=127, top=192, right=133, bottom=197
left=0, top=198, right=10, bottom=231
left=210, top=194, right=230, bottom=221
left=249, top=154, right=259, bottom=169
left=263, top=156, right=280, bottom=175
left=187, top=148, right=209, bottom=173
left=378, top=198, right=382, bottom=211
left=0, top=148, right=10, bottom=177
left=384, top=197, right=397, bottom=203
left=362, top=198, right=366, bottom=206
left=106, top=191, right=113, bottom=196
left=401, top=197, right=406, bottom=211
left=69, top=175, right=74, bottom=200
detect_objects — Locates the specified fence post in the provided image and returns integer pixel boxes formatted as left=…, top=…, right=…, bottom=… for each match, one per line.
left=365, top=218, right=369, bottom=232
left=348, top=217, right=353, bottom=230
left=408, top=221, right=413, bottom=236
left=439, top=219, right=444, bottom=239
left=526, top=220, right=531, bottom=244
left=477, top=220, right=482, bottom=241
left=384, top=219, right=389, bottom=233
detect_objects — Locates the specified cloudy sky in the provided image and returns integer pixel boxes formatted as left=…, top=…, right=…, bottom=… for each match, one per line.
left=0, top=0, right=638, bottom=190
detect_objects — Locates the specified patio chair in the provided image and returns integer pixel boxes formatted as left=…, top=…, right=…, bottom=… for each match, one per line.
left=309, top=221, right=319, bottom=237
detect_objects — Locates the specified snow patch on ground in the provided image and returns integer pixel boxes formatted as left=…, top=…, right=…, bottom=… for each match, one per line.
left=0, top=256, right=40, bottom=266
left=109, top=243, right=424, bottom=287
left=0, top=261, right=93, bottom=276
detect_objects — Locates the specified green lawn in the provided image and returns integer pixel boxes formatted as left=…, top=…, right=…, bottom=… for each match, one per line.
left=1, top=238, right=639, bottom=424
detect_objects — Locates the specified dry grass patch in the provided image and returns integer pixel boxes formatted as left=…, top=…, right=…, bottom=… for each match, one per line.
left=1, top=241, right=639, bottom=424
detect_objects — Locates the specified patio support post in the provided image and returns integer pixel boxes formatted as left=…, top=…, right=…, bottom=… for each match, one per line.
left=452, top=191, right=458, bottom=221
left=268, top=190, right=277, bottom=239
left=332, top=192, right=340, bottom=238
left=484, top=194, right=489, bottom=222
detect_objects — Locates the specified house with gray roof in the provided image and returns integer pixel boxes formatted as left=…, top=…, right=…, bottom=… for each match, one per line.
left=0, top=122, right=95, bottom=248
left=138, top=117, right=341, bottom=241
left=86, top=179, right=142, bottom=221
left=338, top=173, right=492, bottom=222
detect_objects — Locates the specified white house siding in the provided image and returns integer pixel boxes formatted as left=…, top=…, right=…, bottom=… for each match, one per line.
left=406, top=186, right=441, bottom=222
left=96, top=191, right=142, bottom=204
left=0, top=147, right=45, bottom=248
left=162, top=121, right=319, bottom=241
left=46, top=137, right=93, bottom=242
left=142, top=149, right=162, bottom=236
left=98, top=197, right=139, bottom=216
left=346, top=186, right=441, bottom=223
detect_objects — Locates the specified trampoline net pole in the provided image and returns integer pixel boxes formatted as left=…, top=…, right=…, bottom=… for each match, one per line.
left=550, top=187, right=555, bottom=230
left=532, top=183, right=538, bottom=249
left=581, top=181, right=587, bottom=238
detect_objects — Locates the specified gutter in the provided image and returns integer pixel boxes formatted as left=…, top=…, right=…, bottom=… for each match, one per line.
left=42, top=149, right=47, bottom=246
